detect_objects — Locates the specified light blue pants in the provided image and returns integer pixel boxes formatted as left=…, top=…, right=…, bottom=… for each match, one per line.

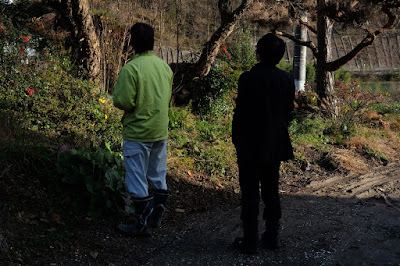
left=122, top=139, right=168, bottom=198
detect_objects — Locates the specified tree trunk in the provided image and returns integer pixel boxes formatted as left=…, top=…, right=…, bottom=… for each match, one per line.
left=71, top=0, right=102, bottom=89
left=316, top=0, right=334, bottom=100
left=172, top=0, right=253, bottom=104
left=192, top=0, right=253, bottom=77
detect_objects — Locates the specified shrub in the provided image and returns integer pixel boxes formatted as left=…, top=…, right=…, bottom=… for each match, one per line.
left=335, top=68, right=352, bottom=83
left=277, top=60, right=316, bottom=83
left=306, top=62, right=316, bottom=83
left=230, top=28, right=257, bottom=71
left=193, top=141, right=236, bottom=178
left=57, top=144, right=131, bottom=217
left=289, top=114, right=331, bottom=145
left=0, top=52, right=123, bottom=147
left=188, top=66, right=237, bottom=118
left=331, top=80, right=382, bottom=139
left=1, top=3, right=123, bottom=148
left=277, top=60, right=292, bottom=73
left=169, top=104, right=195, bottom=130
left=371, top=102, right=400, bottom=115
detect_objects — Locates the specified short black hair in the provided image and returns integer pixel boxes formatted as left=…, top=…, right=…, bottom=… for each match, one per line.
left=130, top=23, right=154, bottom=54
left=256, top=33, right=286, bottom=65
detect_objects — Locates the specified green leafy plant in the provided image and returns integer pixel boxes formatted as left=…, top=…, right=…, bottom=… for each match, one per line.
left=230, top=28, right=257, bottom=71
left=0, top=52, right=123, bottom=147
left=363, top=148, right=388, bottom=164
left=169, top=103, right=195, bottom=130
left=188, top=66, right=237, bottom=118
left=334, top=68, right=352, bottom=83
left=277, top=60, right=316, bottom=83
left=289, top=114, right=331, bottom=145
left=371, top=102, right=400, bottom=115
left=57, top=143, right=131, bottom=217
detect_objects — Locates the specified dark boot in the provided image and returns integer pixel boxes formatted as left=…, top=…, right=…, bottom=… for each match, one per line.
left=149, top=189, right=169, bottom=228
left=118, top=196, right=153, bottom=237
left=233, top=220, right=259, bottom=254
left=261, top=219, right=281, bottom=250
left=233, top=237, right=259, bottom=254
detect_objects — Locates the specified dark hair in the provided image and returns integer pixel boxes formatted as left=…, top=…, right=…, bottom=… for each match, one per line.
left=256, top=33, right=286, bottom=65
left=130, top=23, right=154, bottom=54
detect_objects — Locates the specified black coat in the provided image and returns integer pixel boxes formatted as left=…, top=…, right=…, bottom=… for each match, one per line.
left=232, top=62, right=295, bottom=163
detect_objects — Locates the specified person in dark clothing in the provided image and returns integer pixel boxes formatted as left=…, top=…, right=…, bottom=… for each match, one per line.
left=232, top=33, right=295, bottom=254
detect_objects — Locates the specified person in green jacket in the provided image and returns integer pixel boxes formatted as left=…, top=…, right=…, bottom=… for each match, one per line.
left=113, top=23, right=173, bottom=237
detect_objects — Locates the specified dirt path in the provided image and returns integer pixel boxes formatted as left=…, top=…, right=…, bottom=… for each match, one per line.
left=3, top=162, right=400, bottom=265
left=117, top=162, right=400, bottom=265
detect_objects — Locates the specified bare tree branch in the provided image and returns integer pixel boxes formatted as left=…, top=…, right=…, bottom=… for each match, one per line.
left=273, top=29, right=318, bottom=57
left=300, top=20, right=317, bottom=35
left=326, top=3, right=398, bottom=72
left=325, top=32, right=375, bottom=71
left=350, top=1, right=359, bottom=9
left=378, top=5, right=397, bottom=31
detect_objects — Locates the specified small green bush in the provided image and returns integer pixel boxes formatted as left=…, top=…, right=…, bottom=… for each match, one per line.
left=169, top=104, right=195, bottom=130
left=196, top=119, right=231, bottom=142
left=57, top=144, right=131, bottom=217
left=371, top=102, right=400, bottom=115
left=188, top=66, right=237, bottom=118
left=277, top=60, right=293, bottom=73
left=277, top=60, right=316, bottom=83
left=306, top=62, right=316, bottom=82
left=289, top=115, right=331, bottom=144
left=335, top=68, right=352, bottom=83
left=230, top=28, right=257, bottom=71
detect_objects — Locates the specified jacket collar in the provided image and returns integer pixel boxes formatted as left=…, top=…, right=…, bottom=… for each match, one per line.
left=133, top=50, right=155, bottom=59
left=252, top=62, right=277, bottom=71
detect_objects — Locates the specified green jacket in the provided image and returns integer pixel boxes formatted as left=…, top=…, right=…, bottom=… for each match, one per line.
left=113, top=51, right=173, bottom=142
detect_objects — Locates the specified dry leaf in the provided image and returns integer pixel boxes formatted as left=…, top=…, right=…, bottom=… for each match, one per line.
left=52, top=214, right=62, bottom=224
left=90, top=251, right=99, bottom=259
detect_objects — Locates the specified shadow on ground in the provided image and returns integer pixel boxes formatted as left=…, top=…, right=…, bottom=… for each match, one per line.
left=1, top=149, right=400, bottom=265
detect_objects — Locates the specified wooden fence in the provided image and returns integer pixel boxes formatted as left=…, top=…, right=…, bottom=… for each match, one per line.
left=154, top=46, right=199, bottom=65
